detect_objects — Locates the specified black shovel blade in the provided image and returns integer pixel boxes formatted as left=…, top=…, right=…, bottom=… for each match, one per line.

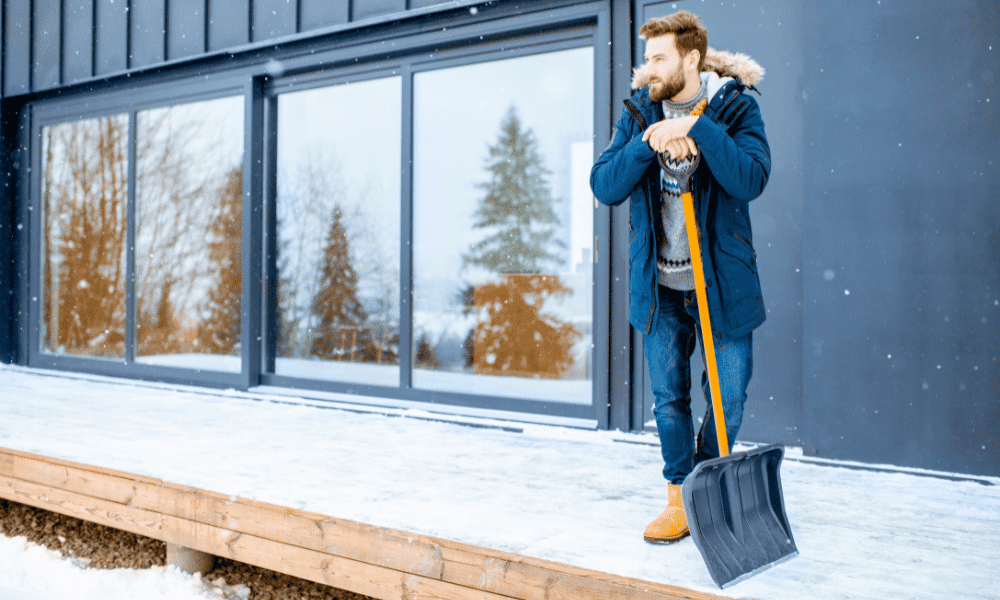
left=681, top=444, right=797, bottom=589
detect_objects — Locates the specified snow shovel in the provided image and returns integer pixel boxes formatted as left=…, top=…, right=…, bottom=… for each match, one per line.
left=659, top=149, right=797, bottom=588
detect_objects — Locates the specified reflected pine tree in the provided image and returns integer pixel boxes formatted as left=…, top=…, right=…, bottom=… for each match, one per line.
left=460, top=105, right=580, bottom=378
left=462, top=105, right=564, bottom=274
left=277, top=152, right=399, bottom=366
left=275, top=158, right=346, bottom=360
left=415, top=333, right=440, bottom=369
left=134, top=101, right=242, bottom=359
left=309, top=205, right=368, bottom=360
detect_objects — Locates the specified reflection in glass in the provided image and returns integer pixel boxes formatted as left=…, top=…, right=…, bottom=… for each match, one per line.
left=273, top=77, right=402, bottom=384
left=41, top=115, right=129, bottom=358
left=413, top=47, right=594, bottom=403
left=135, top=96, right=244, bottom=371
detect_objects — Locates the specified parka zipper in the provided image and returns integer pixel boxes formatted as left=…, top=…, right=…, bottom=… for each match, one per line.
left=643, top=175, right=657, bottom=334
left=734, top=232, right=753, bottom=249
left=623, top=97, right=663, bottom=334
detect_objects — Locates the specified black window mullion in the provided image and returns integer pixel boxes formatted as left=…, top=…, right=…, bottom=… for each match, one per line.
left=261, top=93, right=279, bottom=376
left=241, top=77, right=265, bottom=389
left=398, top=65, right=415, bottom=389
left=25, top=112, right=43, bottom=365
left=125, top=110, right=137, bottom=363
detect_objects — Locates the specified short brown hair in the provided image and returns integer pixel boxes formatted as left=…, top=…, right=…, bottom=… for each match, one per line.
left=639, top=11, right=708, bottom=72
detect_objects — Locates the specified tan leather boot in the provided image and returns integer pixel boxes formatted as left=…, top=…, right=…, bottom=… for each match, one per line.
left=643, top=483, right=689, bottom=543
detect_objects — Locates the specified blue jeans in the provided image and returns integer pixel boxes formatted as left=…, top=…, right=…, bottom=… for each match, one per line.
left=643, top=285, right=753, bottom=484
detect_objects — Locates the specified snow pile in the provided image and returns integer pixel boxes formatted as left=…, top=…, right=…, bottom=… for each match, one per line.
left=0, top=534, right=249, bottom=600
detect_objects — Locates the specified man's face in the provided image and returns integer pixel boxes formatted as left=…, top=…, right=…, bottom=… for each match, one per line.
left=644, top=34, right=687, bottom=103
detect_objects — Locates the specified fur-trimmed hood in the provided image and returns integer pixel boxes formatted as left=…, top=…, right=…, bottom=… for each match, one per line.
left=631, top=47, right=765, bottom=90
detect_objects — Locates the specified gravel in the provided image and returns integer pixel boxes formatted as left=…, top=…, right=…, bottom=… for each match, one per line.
left=0, top=499, right=377, bottom=600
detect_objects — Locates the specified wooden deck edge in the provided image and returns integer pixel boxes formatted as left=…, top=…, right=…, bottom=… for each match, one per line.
left=0, top=446, right=736, bottom=600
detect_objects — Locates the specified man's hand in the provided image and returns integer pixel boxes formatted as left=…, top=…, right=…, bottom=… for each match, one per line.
left=642, top=115, right=699, bottom=154
left=660, top=136, right=699, bottom=161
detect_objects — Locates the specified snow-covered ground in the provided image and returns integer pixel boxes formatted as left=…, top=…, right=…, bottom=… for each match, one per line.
left=1, top=364, right=998, bottom=599
left=0, top=533, right=250, bottom=600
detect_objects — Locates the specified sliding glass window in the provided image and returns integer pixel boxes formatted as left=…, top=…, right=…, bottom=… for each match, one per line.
left=135, top=96, right=245, bottom=371
left=272, top=76, right=402, bottom=385
left=412, top=47, right=595, bottom=403
left=34, top=88, right=245, bottom=379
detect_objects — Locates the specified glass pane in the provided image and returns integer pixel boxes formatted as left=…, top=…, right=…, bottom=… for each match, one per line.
left=135, top=96, right=244, bottom=372
left=412, top=47, right=594, bottom=403
left=41, top=115, right=129, bottom=359
left=273, top=77, right=402, bottom=385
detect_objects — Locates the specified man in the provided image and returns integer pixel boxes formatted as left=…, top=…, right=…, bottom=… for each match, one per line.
left=590, top=11, right=769, bottom=543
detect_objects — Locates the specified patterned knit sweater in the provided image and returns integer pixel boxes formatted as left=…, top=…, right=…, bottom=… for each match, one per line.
left=656, top=77, right=709, bottom=290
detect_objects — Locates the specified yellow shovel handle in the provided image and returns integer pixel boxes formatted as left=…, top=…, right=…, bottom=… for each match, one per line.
left=681, top=191, right=730, bottom=457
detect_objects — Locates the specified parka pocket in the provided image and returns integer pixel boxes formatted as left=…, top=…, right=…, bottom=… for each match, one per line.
left=714, top=233, right=762, bottom=322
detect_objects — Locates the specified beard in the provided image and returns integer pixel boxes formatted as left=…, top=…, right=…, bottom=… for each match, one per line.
left=648, top=66, right=686, bottom=103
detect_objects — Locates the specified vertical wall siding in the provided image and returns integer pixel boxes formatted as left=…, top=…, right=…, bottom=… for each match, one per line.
left=62, top=0, right=94, bottom=84
left=130, top=0, right=166, bottom=69
left=351, top=0, right=405, bottom=21
left=298, top=0, right=347, bottom=33
left=4, top=0, right=30, bottom=95
left=32, top=0, right=60, bottom=91
left=410, top=0, right=449, bottom=8
left=207, top=0, right=249, bottom=51
left=0, top=0, right=481, bottom=97
left=167, top=0, right=207, bottom=60
left=95, top=0, right=128, bottom=76
left=252, top=0, right=296, bottom=42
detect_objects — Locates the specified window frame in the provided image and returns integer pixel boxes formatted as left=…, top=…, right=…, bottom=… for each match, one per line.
left=261, top=26, right=605, bottom=420
left=25, top=74, right=255, bottom=389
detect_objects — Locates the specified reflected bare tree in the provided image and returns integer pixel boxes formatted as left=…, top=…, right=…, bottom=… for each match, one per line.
left=277, top=155, right=348, bottom=358
left=198, top=167, right=243, bottom=354
left=134, top=102, right=243, bottom=358
left=42, top=117, right=129, bottom=357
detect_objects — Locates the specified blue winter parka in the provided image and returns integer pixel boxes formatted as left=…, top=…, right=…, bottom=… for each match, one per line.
left=590, top=50, right=771, bottom=340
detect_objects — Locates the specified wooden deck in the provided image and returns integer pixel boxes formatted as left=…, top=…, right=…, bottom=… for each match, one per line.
left=0, top=445, right=734, bottom=600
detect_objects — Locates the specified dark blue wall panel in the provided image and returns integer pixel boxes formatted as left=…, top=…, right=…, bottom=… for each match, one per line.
left=4, top=0, right=32, bottom=95
left=96, top=0, right=129, bottom=75
left=252, top=0, right=296, bottom=42
left=63, top=0, right=95, bottom=83
left=0, top=2, right=3, bottom=96
left=208, top=0, right=249, bottom=51
left=168, top=0, right=206, bottom=60
left=351, top=0, right=405, bottom=21
left=130, top=0, right=166, bottom=69
left=32, top=0, right=61, bottom=90
left=800, top=0, right=999, bottom=476
left=299, top=0, right=348, bottom=32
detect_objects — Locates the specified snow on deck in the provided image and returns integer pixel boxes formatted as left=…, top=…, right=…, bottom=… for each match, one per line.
left=1, top=364, right=997, bottom=600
